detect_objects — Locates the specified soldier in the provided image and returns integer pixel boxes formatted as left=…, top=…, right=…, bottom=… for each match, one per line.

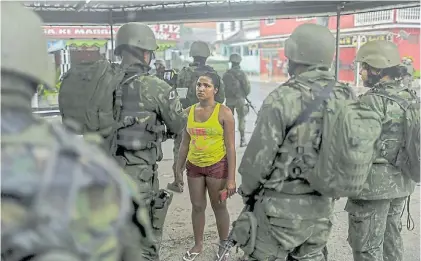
left=222, top=53, right=251, bottom=147
left=113, top=22, right=186, bottom=261
left=167, top=41, right=225, bottom=193
left=1, top=3, right=154, bottom=261
left=346, top=40, right=418, bottom=261
left=154, top=59, right=166, bottom=80
left=400, top=57, right=415, bottom=89
left=154, top=59, right=178, bottom=88
left=233, top=24, right=360, bottom=261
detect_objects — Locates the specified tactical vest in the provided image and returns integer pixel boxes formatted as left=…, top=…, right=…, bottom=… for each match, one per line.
left=116, top=75, right=166, bottom=163
left=264, top=74, right=326, bottom=194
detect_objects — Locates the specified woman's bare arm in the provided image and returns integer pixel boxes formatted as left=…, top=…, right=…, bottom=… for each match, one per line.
left=221, top=105, right=236, bottom=182
left=176, top=107, right=192, bottom=175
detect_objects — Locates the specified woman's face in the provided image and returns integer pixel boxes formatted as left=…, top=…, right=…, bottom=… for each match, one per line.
left=196, top=76, right=217, bottom=101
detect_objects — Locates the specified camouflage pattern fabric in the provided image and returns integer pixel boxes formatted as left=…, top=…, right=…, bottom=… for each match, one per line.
left=242, top=193, right=334, bottom=261
left=176, top=63, right=225, bottom=109
left=115, top=63, right=186, bottom=261
left=346, top=197, right=407, bottom=261
left=353, top=80, right=416, bottom=200
left=345, top=80, right=417, bottom=261
left=236, top=68, right=353, bottom=260
left=223, top=65, right=251, bottom=139
left=1, top=112, right=143, bottom=261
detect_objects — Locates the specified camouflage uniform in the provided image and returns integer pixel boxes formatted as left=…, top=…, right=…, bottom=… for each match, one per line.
left=234, top=24, right=353, bottom=261
left=1, top=3, right=154, bottom=261
left=168, top=41, right=225, bottom=192
left=113, top=23, right=186, bottom=260
left=223, top=53, right=251, bottom=147
left=347, top=40, right=417, bottom=261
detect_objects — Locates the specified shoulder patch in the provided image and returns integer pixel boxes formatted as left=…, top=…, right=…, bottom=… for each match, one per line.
left=169, top=90, right=177, bottom=100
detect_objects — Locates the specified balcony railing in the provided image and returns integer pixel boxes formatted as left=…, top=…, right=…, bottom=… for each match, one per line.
left=354, top=10, right=394, bottom=26
left=396, top=7, right=420, bottom=23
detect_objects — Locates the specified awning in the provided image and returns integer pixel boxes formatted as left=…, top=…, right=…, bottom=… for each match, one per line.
left=66, top=39, right=108, bottom=48
left=24, top=1, right=419, bottom=24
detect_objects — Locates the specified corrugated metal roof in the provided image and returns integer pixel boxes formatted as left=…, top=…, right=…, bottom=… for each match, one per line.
left=23, top=1, right=420, bottom=24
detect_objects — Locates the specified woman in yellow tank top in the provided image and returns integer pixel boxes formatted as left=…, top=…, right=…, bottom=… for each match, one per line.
left=175, top=72, right=236, bottom=261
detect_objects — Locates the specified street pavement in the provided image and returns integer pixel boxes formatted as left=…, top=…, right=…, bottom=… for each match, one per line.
left=46, top=81, right=420, bottom=261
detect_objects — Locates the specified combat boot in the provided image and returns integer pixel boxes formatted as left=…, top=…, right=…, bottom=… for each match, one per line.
left=240, top=137, right=247, bottom=147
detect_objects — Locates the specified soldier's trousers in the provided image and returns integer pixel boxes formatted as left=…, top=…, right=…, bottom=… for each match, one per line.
left=122, top=163, right=171, bottom=261
left=244, top=193, right=333, bottom=261
left=345, top=197, right=407, bottom=261
left=227, top=99, right=247, bottom=138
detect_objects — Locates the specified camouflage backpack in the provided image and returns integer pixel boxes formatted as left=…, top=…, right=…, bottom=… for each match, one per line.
left=1, top=120, right=132, bottom=261
left=222, top=69, right=242, bottom=99
left=281, top=73, right=382, bottom=198
left=58, top=60, right=138, bottom=156
left=365, top=88, right=420, bottom=183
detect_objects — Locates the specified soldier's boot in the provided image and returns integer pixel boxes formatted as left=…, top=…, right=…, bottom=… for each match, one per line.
left=240, top=136, right=248, bottom=147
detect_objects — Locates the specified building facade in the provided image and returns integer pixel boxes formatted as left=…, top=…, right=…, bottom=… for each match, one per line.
left=215, top=20, right=261, bottom=75
left=257, top=7, right=420, bottom=84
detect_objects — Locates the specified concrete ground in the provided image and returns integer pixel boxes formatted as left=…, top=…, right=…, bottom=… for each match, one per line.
left=46, top=81, right=420, bottom=261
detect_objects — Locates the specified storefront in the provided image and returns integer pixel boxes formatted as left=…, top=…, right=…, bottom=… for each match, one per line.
left=258, top=30, right=419, bottom=84
left=43, top=24, right=181, bottom=75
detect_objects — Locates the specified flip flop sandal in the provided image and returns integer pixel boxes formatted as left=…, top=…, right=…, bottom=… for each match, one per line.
left=183, top=251, right=201, bottom=261
left=166, top=182, right=183, bottom=193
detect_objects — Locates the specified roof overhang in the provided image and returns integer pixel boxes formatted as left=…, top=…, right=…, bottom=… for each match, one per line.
left=24, top=1, right=420, bottom=25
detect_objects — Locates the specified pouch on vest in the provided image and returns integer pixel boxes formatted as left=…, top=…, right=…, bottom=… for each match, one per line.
left=231, top=211, right=258, bottom=255
left=366, top=89, right=420, bottom=183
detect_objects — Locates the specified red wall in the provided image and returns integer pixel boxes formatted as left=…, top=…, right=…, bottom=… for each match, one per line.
left=393, top=28, right=420, bottom=70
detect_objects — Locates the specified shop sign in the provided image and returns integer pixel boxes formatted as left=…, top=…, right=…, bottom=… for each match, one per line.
left=258, top=41, right=285, bottom=49
left=43, top=24, right=180, bottom=41
left=339, top=34, right=393, bottom=47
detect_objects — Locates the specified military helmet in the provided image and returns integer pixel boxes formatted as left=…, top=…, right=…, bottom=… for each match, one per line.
left=115, top=22, right=158, bottom=55
left=229, top=53, right=242, bottom=63
left=355, top=40, right=400, bottom=69
left=285, top=23, right=335, bottom=68
left=1, top=2, right=55, bottom=90
left=189, top=41, right=211, bottom=58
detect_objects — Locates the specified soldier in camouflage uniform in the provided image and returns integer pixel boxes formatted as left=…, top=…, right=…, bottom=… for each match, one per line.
left=223, top=53, right=251, bottom=147
left=113, top=22, right=186, bottom=261
left=346, top=40, right=417, bottom=261
left=1, top=3, right=155, bottom=261
left=167, top=41, right=225, bottom=193
left=154, top=59, right=166, bottom=80
left=233, top=24, right=355, bottom=261
left=400, top=57, right=415, bottom=90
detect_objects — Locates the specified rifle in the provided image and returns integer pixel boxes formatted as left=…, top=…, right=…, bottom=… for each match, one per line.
left=215, top=187, right=260, bottom=261
left=245, top=97, right=258, bottom=115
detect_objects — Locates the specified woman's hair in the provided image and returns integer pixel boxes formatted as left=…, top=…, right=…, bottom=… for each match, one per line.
left=201, top=71, right=221, bottom=90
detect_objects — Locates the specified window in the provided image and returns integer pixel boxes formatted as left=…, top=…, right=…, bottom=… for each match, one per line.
left=265, top=18, right=275, bottom=25
left=230, top=21, right=236, bottom=32
left=219, top=23, right=224, bottom=33
left=243, top=46, right=249, bottom=56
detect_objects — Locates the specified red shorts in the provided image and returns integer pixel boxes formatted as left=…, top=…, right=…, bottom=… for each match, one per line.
left=186, top=157, right=228, bottom=179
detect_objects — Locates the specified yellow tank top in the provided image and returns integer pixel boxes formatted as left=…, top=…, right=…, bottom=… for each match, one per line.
left=187, top=103, right=226, bottom=167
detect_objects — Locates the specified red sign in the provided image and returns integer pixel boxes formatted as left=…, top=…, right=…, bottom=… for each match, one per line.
left=43, top=24, right=180, bottom=41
